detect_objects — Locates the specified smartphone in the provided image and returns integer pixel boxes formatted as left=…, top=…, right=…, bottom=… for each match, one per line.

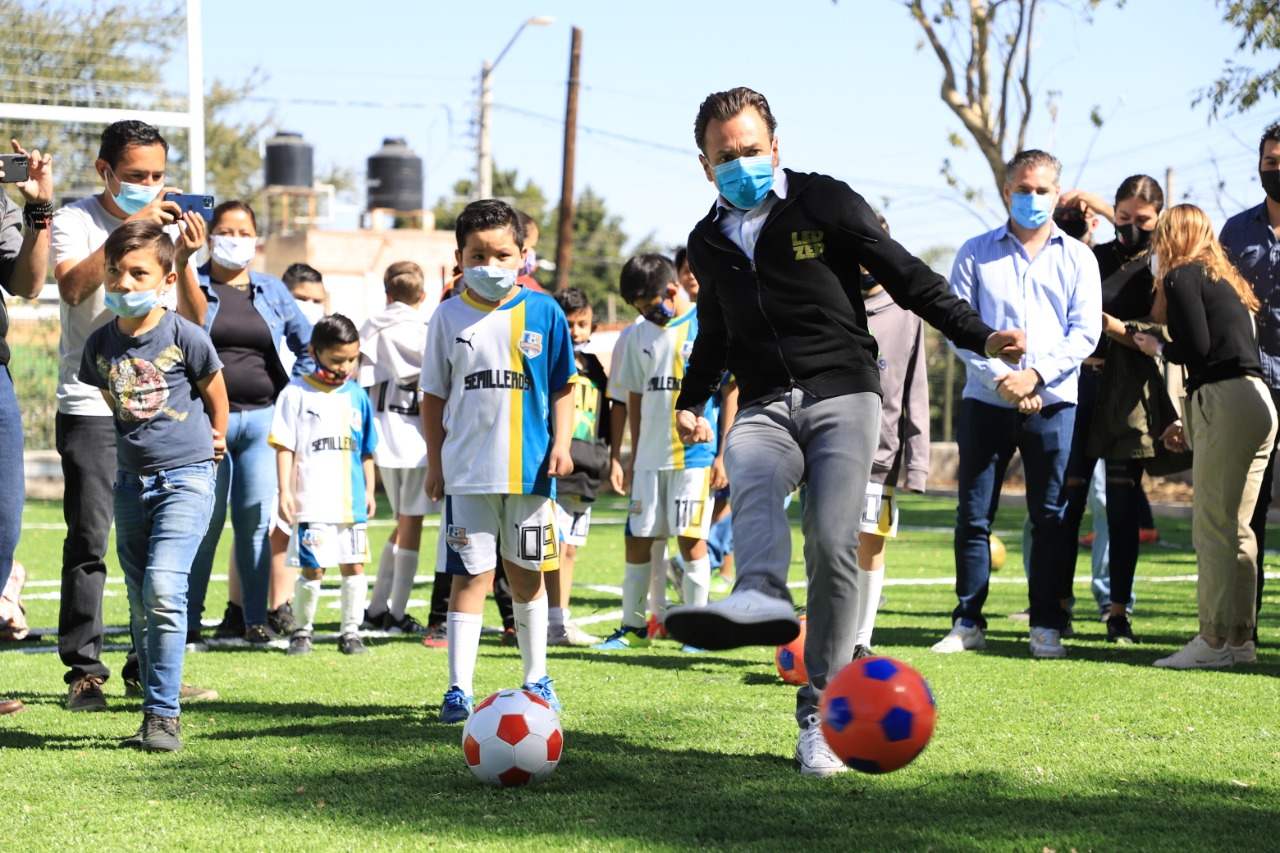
left=0, top=154, right=29, bottom=183
left=163, top=192, right=215, bottom=222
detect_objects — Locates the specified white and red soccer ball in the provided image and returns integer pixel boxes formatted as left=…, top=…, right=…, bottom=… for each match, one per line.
left=462, top=688, right=564, bottom=786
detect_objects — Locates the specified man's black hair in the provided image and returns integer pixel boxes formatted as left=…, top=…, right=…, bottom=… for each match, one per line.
left=283, top=263, right=323, bottom=289
left=619, top=253, right=677, bottom=304
left=98, top=120, right=169, bottom=169
left=1260, top=121, right=1280, bottom=159
left=455, top=199, right=524, bottom=251
left=311, top=313, right=359, bottom=352
left=555, top=287, right=591, bottom=315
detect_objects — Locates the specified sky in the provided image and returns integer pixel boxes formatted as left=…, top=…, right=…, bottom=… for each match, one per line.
left=196, top=0, right=1278, bottom=256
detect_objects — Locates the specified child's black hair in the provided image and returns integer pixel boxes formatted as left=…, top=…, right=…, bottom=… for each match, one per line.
left=619, top=253, right=677, bottom=304
left=98, top=120, right=169, bottom=170
left=103, top=220, right=176, bottom=273
left=311, top=313, right=359, bottom=352
left=455, top=199, right=524, bottom=251
left=554, top=287, right=591, bottom=316
left=674, top=246, right=689, bottom=272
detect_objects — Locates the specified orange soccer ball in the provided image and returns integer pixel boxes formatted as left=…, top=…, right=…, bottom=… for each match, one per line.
left=819, top=656, right=936, bottom=774
left=774, top=615, right=808, bottom=685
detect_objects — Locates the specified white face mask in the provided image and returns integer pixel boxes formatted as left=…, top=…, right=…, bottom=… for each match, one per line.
left=296, top=300, right=325, bottom=325
left=210, top=235, right=257, bottom=270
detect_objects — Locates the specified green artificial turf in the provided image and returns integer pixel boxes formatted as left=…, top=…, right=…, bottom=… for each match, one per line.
left=2, top=495, right=1278, bottom=852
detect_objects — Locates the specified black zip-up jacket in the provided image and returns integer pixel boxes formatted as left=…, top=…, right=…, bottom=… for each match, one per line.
left=674, top=169, right=996, bottom=413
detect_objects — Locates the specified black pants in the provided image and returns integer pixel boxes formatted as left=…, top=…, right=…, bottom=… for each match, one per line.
left=56, top=413, right=119, bottom=683
left=1248, top=386, right=1280, bottom=625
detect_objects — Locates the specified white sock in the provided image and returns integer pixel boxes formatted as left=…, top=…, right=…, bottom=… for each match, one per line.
left=294, top=576, right=322, bottom=632
left=621, top=560, right=650, bottom=630
left=514, top=597, right=549, bottom=685
left=339, top=574, right=368, bottom=636
left=367, top=542, right=395, bottom=617
left=548, top=606, right=567, bottom=636
left=854, top=568, right=885, bottom=648
left=446, top=611, right=483, bottom=695
left=683, top=555, right=712, bottom=608
left=648, top=543, right=669, bottom=620
left=389, top=547, right=419, bottom=620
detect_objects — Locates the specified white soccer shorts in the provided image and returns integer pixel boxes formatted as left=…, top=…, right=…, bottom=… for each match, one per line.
left=380, top=465, right=430, bottom=517
left=626, top=467, right=712, bottom=540
left=439, top=493, right=560, bottom=575
left=287, top=521, right=371, bottom=569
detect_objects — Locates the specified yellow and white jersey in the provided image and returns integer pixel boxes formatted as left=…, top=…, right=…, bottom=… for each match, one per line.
left=420, top=287, right=575, bottom=497
left=612, top=308, right=718, bottom=472
left=269, top=376, right=378, bottom=524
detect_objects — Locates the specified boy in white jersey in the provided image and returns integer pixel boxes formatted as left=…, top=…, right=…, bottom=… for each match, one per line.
left=270, top=314, right=378, bottom=656
left=358, top=261, right=433, bottom=636
left=421, top=200, right=575, bottom=723
left=594, top=254, right=719, bottom=653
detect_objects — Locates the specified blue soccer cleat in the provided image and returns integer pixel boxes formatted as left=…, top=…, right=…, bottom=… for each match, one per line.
left=439, top=686, right=473, bottom=724
left=522, top=675, right=563, bottom=712
left=591, top=625, right=651, bottom=651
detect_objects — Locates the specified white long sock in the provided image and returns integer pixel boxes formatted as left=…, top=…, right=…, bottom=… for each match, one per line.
left=623, top=561, right=650, bottom=630
left=447, top=611, right=483, bottom=695
left=854, top=568, right=885, bottom=647
left=548, top=606, right=567, bottom=636
left=683, top=555, right=712, bottom=608
left=339, top=574, right=368, bottom=636
left=389, top=547, right=419, bottom=620
left=367, top=542, right=395, bottom=617
left=647, top=542, right=669, bottom=620
left=514, top=597, right=549, bottom=685
left=294, top=577, right=322, bottom=632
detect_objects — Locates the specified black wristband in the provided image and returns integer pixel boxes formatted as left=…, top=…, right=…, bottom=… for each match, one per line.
left=22, top=202, right=52, bottom=231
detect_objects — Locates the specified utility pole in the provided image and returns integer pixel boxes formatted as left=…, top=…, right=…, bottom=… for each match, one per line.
left=554, top=26, right=582, bottom=292
left=477, top=60, right=494, bottom=200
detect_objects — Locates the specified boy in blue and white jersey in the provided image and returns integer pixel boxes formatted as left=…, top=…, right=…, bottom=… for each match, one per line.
left=270, top=314, right=378, bottom=656
left=594, top=254, right=720, bottom=652
left=421, top=199, right=575, bottom=723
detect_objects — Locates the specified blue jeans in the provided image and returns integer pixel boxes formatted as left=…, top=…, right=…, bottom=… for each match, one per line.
left=188, top=407, right=277, bottom=627
left=114, top=461, right=216, bottom=717
left=954, top=398, right=1075, bottom=630
left=0, top=366, right=22, bottom=593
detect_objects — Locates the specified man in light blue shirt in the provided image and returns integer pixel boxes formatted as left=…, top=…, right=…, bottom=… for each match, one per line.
left=1220, top=120, right=1280, bottom=638
left=932, top=149, right=1101, bottom=660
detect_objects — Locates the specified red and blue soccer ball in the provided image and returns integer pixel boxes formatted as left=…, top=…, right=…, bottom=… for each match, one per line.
left=774, top=615, right=808, bottom=685
left=462, top=689, right=564, bottom=786
left=819, top=656, right=936, bottom=774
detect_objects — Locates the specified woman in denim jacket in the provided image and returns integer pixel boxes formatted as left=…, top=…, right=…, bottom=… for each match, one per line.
left=183, top=200, right=312, bottom=645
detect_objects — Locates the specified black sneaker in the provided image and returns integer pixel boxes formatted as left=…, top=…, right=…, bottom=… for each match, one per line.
left=67, top=674, right=107, bottom=712
left=212, top=602, right=245, bottom=640
left=140, top=712, right=182, bottom=752
left=1106, top=613, right=1137, bottom=645
left=360, top=609, right=387, bottom=631
left=120, top=720, right=146, bottom=749
left=852, top=644, right=874, bottom=660
left=384, top=612, right=428, bottom=635
left=338, top=632, right=369, bottom=655
left=244, top=624, right=277, bottom=644
left=287, top=630, right=313, bottom=656
left=267, top=602, right=296, bottom=636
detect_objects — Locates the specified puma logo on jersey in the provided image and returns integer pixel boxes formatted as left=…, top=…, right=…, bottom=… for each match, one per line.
left=455, top=335, right=475, bottom=350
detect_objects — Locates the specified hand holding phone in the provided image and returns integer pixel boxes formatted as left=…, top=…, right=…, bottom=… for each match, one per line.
left=0, top=153, right=29, bottom=184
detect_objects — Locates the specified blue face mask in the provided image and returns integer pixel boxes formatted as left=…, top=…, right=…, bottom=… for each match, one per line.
left=104, top=289, right=160, bottom=318
left=462, top=265, right=519, bottom=301
left=713, top=154, right=775, bottom=210
left=1010, top=192, right=1054, bottom=230
left=643, top=297, right=676, bottom=327
left=106, top=167, right=164, bottom=216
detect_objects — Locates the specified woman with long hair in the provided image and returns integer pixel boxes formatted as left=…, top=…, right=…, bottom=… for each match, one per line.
left=1134, top=204, right=1276, bottom=668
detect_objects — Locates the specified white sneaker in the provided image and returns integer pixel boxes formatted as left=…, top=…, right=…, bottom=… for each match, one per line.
left=795, top=714, right=847, bottom=778
left=1154, top=636, right=1234, bottom=669
left=1029, top=627, right=1066, bottom=658
left=665, top=588, right=799, bottom=650
left=549, top=623, right=601, bottom=647
left=1228, top=640, right=1257, bottom=664
left=930, top=620, right=986, bottom=653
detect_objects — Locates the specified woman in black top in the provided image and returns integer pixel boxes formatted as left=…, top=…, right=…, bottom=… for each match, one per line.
left=1134, top=204, right=1277, bottom=669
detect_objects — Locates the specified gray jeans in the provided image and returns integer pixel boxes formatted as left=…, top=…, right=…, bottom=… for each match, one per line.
left=724, top=389, right=880, bottom=724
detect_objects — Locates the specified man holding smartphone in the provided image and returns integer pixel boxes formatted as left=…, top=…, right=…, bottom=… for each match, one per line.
left=0, top=138, right=53, bottom=716
left=51, top=120, right=208, bottom=711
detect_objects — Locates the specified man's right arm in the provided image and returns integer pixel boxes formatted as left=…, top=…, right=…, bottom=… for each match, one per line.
left=53, top=205, right=108, bottom=307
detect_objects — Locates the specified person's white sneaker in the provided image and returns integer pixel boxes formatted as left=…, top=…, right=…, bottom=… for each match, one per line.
left=795, top=714, right=847, bottom=778
left=550, top=622, right=600, bottom=646
left=665, top=588, right=799, bottom=650
left=1029, top=627, right=1066, bottom=659
left=930, top=619, right=986, bottom=653
left=1228, top=640, right=1257, bottom=664
left=1154, top=636, right=1234, bottom=669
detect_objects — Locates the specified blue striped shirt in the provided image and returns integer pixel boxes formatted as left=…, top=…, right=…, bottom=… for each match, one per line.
left=948, top=223, right=1101, bottom=407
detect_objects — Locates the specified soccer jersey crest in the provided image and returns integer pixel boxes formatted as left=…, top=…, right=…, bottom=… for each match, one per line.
left=519, top=330, right=543, bottom=358
left=446, top=525, right=469, bottom=551
left=348, top=407, right=363, bottom=432
left=680, top=340, right=694, bottom=360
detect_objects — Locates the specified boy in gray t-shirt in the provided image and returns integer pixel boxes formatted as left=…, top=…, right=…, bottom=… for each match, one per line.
left=79, top=221, right=228, bottom=752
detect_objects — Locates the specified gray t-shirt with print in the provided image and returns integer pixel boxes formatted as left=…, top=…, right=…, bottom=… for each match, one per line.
left=80, top=310, right=223, bottom=474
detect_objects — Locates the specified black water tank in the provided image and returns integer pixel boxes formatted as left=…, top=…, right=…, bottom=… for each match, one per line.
left=367, top=137, right=423, bottom=212
left=264, top=132, right=313, bottom=188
